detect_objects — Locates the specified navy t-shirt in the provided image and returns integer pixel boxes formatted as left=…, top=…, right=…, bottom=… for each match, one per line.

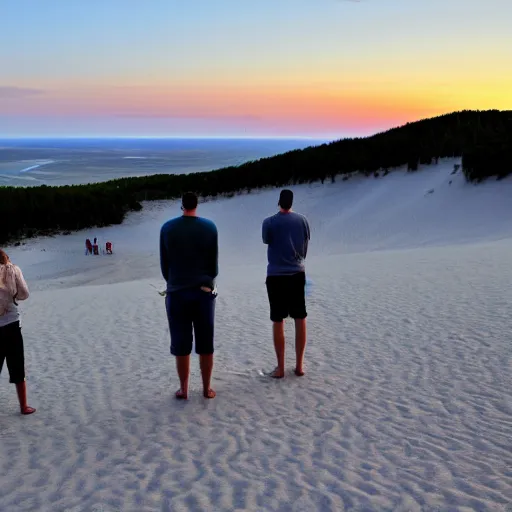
left=160, top=216, right=218, bottom=292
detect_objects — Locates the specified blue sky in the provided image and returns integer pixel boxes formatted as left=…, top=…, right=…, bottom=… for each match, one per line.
left=2, top=0, right=511, bottom=137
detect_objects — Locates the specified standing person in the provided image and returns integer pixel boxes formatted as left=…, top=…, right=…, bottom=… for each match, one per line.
left=160, top=192, right=218, bottom=400
left=0, top=249, right=36, bottom=415
left=262, top=189, right=310, bottom=379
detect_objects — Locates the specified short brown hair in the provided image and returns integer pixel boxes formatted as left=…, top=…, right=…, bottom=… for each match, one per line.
left=278, top=189, right=293, bottom=210
left=182, top=192, right=198, bottom=211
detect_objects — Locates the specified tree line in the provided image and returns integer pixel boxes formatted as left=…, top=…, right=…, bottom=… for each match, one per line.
left=1, top=109, right=510, bottom=245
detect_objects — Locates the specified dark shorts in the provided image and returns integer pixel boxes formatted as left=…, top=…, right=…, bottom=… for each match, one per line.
left=0, top=321, right=26, bottom=384
left=165, top=287, right=216, bottom=357
left=265, top=272, right=307, bottom=322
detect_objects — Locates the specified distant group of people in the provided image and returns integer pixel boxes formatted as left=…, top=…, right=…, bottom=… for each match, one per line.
left=0, top=188, right=309, bottom=414
left=160, top=189, right=310, bottom=399
left=85, top=237, right=113, bottom=255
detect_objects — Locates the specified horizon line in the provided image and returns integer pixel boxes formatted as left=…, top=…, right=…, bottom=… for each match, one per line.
left=0, top=135, right=332, bottom=141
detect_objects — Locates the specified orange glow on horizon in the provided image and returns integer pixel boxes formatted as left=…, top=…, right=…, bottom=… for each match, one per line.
left=3, top=73, right=511, bottom=136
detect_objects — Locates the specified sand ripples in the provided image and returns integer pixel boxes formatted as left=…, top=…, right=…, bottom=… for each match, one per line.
left=1, top=239, right=511, bottom=511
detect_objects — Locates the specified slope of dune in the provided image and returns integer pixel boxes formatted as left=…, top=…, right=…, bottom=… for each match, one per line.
left=10, top=158, right=512, bottom=289
left=1, top=159, right=511, bottom=511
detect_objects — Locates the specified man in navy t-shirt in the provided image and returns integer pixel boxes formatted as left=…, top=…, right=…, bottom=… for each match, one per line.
left=160, top=192, right=218, bottom=399
left=262, top=189, right=310, bottom=379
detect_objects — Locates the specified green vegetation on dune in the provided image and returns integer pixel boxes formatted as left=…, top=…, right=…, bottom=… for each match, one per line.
left=462, top=129, right=512, bottom=182
left=1, top=109, right=511, bottom=245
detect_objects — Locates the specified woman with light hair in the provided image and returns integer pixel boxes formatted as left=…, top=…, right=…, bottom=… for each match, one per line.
left=0, top=249, right=36, bottom=415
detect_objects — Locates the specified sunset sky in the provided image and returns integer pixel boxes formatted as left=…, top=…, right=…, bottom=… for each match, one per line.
left=2, top=0, right=511, bottom=138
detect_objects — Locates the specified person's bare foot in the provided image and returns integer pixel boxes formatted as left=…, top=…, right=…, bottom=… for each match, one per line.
left=270, top=367, right=285, bottom=379
left=21, top=406, right=36, bottom=415
left=294, top=368, right=305, bottom=377
left=203, top=388, right=216, bottom=399
left=175, top=389, right=188, bottom=400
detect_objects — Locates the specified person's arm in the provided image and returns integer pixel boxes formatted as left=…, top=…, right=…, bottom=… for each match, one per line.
left=262, top=218, right=271, bottom=245
left=14, top=266, right=29, bottom=301
left=210, top=224, right=219, bottom=279
left=159, top=227, right=169, bottom=282
left=303, top=218, right=311, bottom=259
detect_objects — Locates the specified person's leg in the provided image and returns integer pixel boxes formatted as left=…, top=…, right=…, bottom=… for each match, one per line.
left=193, top=289, right=216, bottom=398
left=294, top=318, right=307, bottom=376
left=166, top=291, right=193, bottom=399
left=272, top=321, right=286, bottom=378
left=4, top=322, right=36, bottom=414
left=16, top=382, right=36, bottom=415
left=175, top=356, right=190, bottom=399
left=266, top=276, right=288, bottom=378
left=289, top=272, right=308, bottom=376
left=0, top=325, right=6, bottom=377
left=199, top=355, right=215, bottom=398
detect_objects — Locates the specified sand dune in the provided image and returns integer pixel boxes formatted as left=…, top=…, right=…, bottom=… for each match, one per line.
left=1, top=159, right=512, bottom=511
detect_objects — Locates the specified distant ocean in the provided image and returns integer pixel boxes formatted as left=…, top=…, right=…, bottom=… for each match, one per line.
left=0, top=138, right=326, bottom=187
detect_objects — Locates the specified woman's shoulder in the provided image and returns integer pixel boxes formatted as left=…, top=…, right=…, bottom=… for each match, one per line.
left=9, top=264, right=25, bottom=279
left=1, top=262, right=16, bottom=272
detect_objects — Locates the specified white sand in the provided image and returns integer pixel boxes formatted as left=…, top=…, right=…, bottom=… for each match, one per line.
left=1, top=159, right=512, bottom=511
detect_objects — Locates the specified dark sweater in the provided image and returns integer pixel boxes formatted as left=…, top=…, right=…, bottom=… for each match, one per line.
left=160, top=216, right=218, bottom=292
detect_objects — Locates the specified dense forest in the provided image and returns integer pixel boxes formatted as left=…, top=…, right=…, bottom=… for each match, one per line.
left=1, top=109, right=511, bottom=245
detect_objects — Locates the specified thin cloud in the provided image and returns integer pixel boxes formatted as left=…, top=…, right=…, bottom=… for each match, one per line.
left=0, top=86, right=45, bottom=98
left=113, top=112, right=260, bottom=122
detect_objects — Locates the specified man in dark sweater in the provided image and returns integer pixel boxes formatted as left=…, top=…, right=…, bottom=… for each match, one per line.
left=262, top=189, right=310, bottom=379
left=160, top=192, right=218, bottom=399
